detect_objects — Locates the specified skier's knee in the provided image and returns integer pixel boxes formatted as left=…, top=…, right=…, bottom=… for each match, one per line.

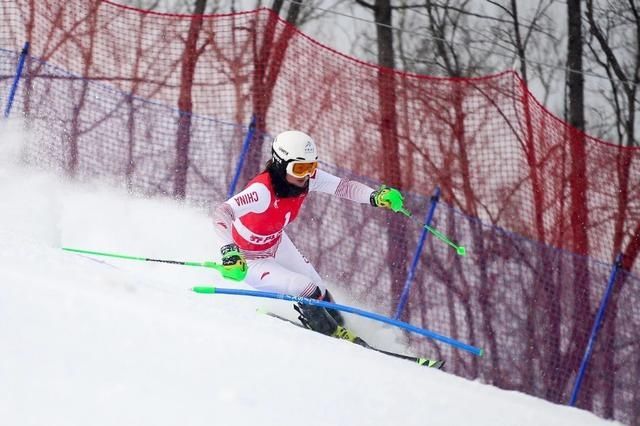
left=306, top=286, right=323, bottom=300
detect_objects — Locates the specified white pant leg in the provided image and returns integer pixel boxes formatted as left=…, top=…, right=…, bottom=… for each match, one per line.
left=244, top=258, right=318, bottom=297
left=275, top=233, right=323, bottom=287
left=244, top=233, right=323, bottom=297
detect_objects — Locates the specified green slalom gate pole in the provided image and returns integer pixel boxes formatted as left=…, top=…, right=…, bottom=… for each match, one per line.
left=61, top=247, right=225, bottom=273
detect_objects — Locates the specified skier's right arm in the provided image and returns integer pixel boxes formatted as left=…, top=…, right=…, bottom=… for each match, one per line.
left=212, top=183, right=270, bottom=280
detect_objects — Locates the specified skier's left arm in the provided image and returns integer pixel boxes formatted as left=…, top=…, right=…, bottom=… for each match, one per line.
left=310, top=169, right=408, bottom=214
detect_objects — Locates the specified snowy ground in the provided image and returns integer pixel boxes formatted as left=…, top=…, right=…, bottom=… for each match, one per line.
left=0, top=120, right=621, bottom=425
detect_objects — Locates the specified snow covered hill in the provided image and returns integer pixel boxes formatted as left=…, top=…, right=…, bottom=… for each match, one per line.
left=0, top=120, right=621, bottom=426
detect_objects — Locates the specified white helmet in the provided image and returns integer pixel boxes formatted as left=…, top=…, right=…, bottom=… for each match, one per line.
left=271, top=130, right=318, bottom=178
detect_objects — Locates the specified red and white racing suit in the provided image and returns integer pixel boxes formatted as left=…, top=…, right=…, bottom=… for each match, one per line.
left=213, top=169, right=374, bottom=297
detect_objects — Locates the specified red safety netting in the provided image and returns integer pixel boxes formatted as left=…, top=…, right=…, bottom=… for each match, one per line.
left=1, top=1, right=639, bottom=423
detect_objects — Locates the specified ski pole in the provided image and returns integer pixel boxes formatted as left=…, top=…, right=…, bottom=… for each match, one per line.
left=416, top=217, right=466, bottom=256
left=397, top=211, right=467, bottom=256
left=61, top=247, right=225, bottom=273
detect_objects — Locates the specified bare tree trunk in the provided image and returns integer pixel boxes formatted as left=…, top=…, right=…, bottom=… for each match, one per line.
left=126, top=16, right=149, bottom=191
left=567, top=0, right=585, bottom=134
left=68, top=3, right=100, bottom=176
left=356, top=0, right=407, bottom=310
left=565, top=0, right=594, bottom=409
left=374, top=0, right=401, bottom=187
left=174, top=0, right=207, bottom=199
left=240, top=0, right=303, bottom=188
left=585, top=0, right=640, bottom=416
left=508, top=0, right=562, bottom=399
left=21, top=0, right=36, bottom=121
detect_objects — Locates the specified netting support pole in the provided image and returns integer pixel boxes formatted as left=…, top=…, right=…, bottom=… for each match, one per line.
left=4, top=41, right=30, bottom=119
left=227, top=114, right=256, bottom=198
left=393, top=187, right=441, bottom=320
left=568, top=252, right=623, bottom=406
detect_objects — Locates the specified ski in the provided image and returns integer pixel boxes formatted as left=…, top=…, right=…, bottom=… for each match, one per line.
left=258, top=309, right=445, bottom=369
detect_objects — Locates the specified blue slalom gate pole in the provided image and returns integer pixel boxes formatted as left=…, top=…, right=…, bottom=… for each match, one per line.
left=4, top=41, right=30, bottom=118
left=227, top=114, right=257, bottom=198
left=193, top=285, right=483, bottom=356
left=394, top=187, right=441, bottom=320
left=568, top=253, right=623, bottom=406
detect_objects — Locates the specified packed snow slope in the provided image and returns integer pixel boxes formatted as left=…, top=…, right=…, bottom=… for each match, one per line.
left=0, top=121, right=621, bottom=426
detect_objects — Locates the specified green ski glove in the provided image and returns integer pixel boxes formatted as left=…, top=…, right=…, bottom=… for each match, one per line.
left=370, top=185, right=411, bottom=216
left=220, top=243, right=248, bottom=281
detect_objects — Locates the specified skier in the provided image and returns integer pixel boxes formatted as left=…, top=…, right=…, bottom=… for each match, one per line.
left=212, top=130, right=407, bottom=342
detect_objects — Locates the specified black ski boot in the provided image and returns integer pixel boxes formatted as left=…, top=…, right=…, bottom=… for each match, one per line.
left=321, top=289, right=344, bottom=326
left=294, top=302, right=338, bottom=336
left=294, top=287, right=364, bottom=344
left=295, top=303, right=364, bottom=344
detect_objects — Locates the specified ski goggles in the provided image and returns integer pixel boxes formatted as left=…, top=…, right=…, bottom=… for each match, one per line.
left=286, top=160, right=318, bottom=178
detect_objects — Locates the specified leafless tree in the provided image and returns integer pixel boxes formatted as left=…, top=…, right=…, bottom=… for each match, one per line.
left=585, top=0, right=640, bottom=267
left=174, top=0, right=209, bottom=198
left=583, top=0, right=640, bottom=416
